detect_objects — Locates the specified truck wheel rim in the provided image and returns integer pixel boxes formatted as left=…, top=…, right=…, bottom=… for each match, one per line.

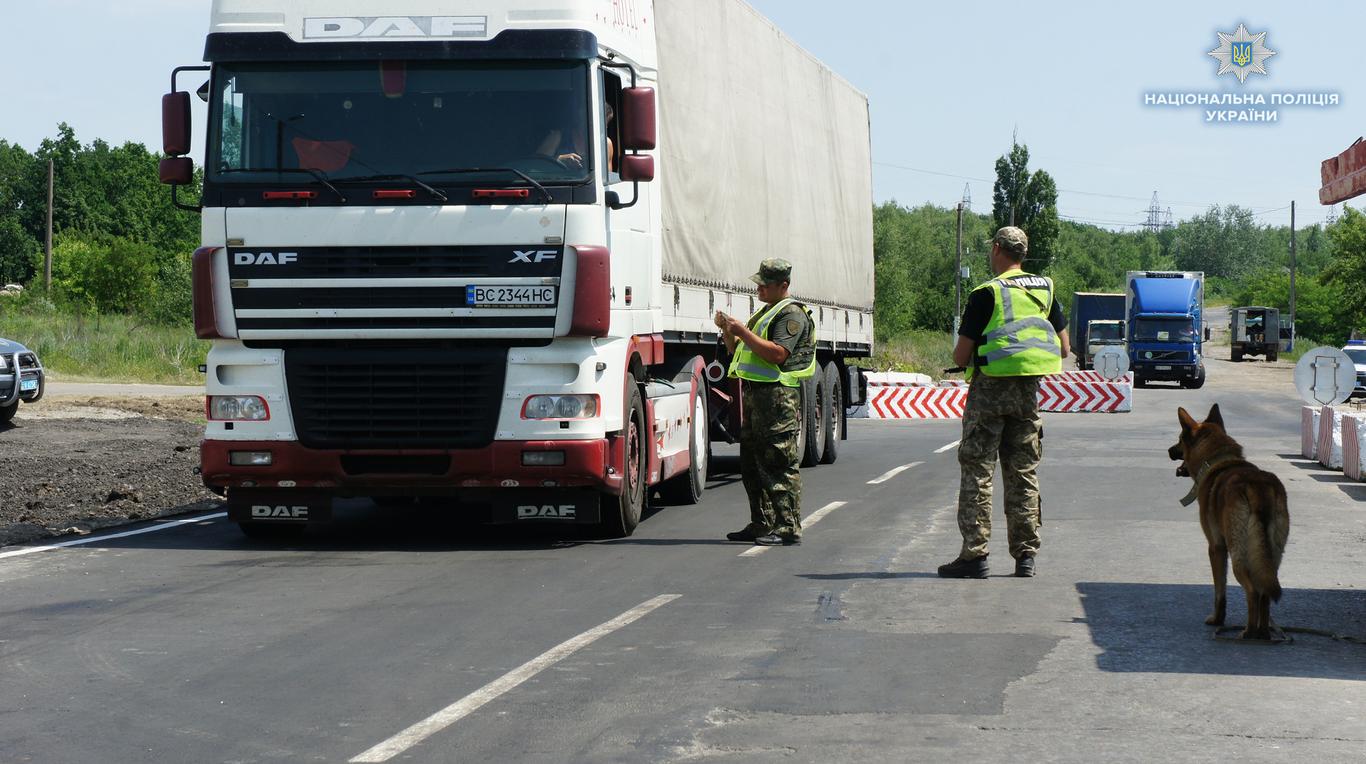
left=627, top=416, right=642, bottom=494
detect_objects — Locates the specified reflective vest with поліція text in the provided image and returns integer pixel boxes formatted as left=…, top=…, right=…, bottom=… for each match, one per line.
left=727, top=298, right=817, bottom=388
left=968, top=268, right=1063, bottom=380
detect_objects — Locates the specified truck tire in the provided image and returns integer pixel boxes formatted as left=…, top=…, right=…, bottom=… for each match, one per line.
left=800, top=373, right=825, bottom=468
left=1189, top=365, right=1207, bottom=389
left=601, top=375, right=646, bottom=537
left=659, top=370, right=708, bottom=506
left=1268, top=350, right=1279, bottom=363
left=237, top=522, right=306, bottom=541
left=0, top=401, right=16, bottom=424
left=819, top=362, right=840, bottom=464
left=1231, top=348, right=1242, bottom=362
left=1133, top=373, right=1146, bottom=389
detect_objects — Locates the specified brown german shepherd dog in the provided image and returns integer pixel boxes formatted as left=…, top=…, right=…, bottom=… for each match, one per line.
left=1168, top=404, right=1290, bottom=639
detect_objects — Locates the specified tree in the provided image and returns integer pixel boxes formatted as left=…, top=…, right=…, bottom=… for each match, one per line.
left=1169, top=205, right=1260, bottom=280
left=992, top=141, right=1060, bottom=271
left=1320, top=206, right=1366, bottom=335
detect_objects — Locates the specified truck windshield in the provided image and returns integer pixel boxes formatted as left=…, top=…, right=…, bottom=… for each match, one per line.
left=209, top=61, right=591, bottom=185
left=1133, top=318, right=1194, bottom=342
left=1088, top=323, right=1123, bottom=341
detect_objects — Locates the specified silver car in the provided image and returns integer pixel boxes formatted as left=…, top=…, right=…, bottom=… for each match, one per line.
left=0, top=337, right=45, bottom=423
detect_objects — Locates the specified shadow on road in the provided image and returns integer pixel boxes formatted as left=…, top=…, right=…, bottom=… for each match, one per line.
left=1077, top=582, right=1365, bottom=680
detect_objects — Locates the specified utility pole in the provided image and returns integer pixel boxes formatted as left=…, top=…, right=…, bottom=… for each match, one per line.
left=44, top=159, right=53, bottom=292
left=1289, top=200, right=1296, bottom=324
left=954, top=202, right=964, bottom=336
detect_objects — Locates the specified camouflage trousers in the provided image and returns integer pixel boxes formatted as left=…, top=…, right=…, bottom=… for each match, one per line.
left=957, top=375, right=1043, bottom=560
left=739, top=383, right=803, bottom=539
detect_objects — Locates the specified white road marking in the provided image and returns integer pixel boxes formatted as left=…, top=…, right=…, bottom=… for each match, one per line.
left=934, top=440, right=961, bottom=454
left=0, top=512, right=227, bottom=561
left=740, top=501, right=847, bottom=557
left=349, top=594, right=682, bottom=763
left=866, top=461, right=923, bottom=485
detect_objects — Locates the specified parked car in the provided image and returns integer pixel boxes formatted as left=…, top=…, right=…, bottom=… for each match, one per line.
left=1343, top=339, right=1366, bottom=399
left=0, top=337, right=45, bottom=423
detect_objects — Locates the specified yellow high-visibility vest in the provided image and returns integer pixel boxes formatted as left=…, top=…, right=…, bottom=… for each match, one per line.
left=968, top=268, right=1063, bottom=379
left=727, top=298, right=817, bottom=387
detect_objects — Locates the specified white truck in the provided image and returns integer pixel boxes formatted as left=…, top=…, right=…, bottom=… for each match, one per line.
left=159, top=0, right=875, bottom=538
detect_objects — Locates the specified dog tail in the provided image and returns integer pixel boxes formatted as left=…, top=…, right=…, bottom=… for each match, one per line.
left=1236, top=473, right=1290, bottom=602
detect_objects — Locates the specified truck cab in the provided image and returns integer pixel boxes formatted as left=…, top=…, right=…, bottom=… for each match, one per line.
left=1084, top=320, right=1125, bottom=369
left=1343, top=339, right=1366, bottom=398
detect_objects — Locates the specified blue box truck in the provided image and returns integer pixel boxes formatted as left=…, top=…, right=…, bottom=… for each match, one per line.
left=1125, top=271, right=1205, bottom=388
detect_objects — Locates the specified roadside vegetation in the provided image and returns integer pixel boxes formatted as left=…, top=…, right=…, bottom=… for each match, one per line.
left=3, top=126, right=1366, bottom=383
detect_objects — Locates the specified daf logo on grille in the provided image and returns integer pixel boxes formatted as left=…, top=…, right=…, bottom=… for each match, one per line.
left=235, top=252, right=298, bottom=266
left=509, top=250, right=558, bottom=264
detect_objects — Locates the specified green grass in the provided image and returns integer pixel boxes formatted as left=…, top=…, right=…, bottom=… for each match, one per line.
left=857, top=330, right=958, bottom=377
left=0, top=308, right=206, bottom=385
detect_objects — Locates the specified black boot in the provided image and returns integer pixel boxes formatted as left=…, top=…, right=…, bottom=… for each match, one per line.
left=937, top=555, right=989, bottom=579
left=1014, top=555, right=1036, bottom=577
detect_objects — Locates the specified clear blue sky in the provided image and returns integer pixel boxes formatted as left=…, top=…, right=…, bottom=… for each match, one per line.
left=2, top=0, right=1360, bottom=228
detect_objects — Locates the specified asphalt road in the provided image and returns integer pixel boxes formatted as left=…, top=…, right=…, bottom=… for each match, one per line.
left=2, top=361, right=1363, bottom=763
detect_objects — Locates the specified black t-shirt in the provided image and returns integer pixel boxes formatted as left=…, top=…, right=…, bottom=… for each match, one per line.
left=958, top=277, right=1067, bottom=345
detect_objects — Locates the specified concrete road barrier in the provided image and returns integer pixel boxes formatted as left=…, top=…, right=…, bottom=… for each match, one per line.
left=1317, top=405, right=1345, bottom=470
left=864, top=371, right=1132, bottom=420
left=1301, top=406, right=1320, bottom=460
left=1343, top=414, right=1366, bottom=481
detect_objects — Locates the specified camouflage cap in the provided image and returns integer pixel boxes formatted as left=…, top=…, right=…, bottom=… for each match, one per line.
left=993, top=226, right=1028, bottom=257
left=750, top=258, right=793, bottom=285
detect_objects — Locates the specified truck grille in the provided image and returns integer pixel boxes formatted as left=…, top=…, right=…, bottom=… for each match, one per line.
left=284, top=348, right=506, bottom=449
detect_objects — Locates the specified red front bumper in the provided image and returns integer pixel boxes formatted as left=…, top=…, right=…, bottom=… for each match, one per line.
left=200, top=438, right=624, bottom=496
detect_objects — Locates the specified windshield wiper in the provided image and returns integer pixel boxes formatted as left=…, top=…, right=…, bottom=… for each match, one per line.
left=334, top=173, right=449, bottom=203
left=417, top=167, right=554, bottom=203
left=217, top=167, right=348, bottom=203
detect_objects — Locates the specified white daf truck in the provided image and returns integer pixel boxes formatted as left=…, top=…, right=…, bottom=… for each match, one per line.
left=160, top=0, right=874, bottom=537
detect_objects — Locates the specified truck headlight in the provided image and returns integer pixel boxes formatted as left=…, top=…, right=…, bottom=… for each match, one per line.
left=522, top=394, right=599, bottom=420
left=208, top=395, right=270, bottom=421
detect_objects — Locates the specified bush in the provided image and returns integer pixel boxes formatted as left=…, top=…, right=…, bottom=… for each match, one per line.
left=45, top=232, right=159, bottom=315
left=0, top=216, right=38, bottom=285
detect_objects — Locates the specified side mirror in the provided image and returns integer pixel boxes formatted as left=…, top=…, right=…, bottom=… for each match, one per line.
left=160, top=157, right=194, bottom=186
left=620, top=87, right=656, bottom=151
left=162, top=92, right=192, bottom=157
left=619, top=154, right=655, bottom=183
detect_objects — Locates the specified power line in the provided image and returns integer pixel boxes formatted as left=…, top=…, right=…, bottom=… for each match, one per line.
left=872, top=160, right=1321, bottom=213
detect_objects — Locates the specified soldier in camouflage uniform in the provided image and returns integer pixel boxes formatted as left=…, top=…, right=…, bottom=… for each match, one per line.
left=939, top=227, right=1070, bottom=578
left=716, top=258, right=817, bottom=546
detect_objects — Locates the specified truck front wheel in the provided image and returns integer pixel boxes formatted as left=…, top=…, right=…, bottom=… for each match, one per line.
left=601, top=375, right=646, bottom=537
left=1189, top=365, right=1207, bottom=389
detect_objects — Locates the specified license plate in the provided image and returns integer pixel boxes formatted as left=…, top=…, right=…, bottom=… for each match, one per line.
left=19, top=378, right=38, bottom=392
left=1155, top=365, right=1172, bottom=371
left=466, top=286, right=556, bottom=306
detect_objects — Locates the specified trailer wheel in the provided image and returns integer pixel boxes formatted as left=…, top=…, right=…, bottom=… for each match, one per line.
left=659, top=371, right=708, bottom=506
left=0, top=401, right=16, bottom=424
left=601, top=375, right=646, bottom=537
left=819, top=362, right=840, bottom=464
left=800, top=373, right=825, bottom=468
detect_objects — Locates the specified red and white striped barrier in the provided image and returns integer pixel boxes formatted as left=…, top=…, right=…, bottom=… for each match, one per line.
left=1318, top=405, right=1345, bottom=470
left=1038, top=375, right=1132, bottom=413
left=1343, top=414, right=1366, bottom=481
left=865, top=372, right=1131, bottom=419
left=867, top=385, right=967, bottom=419
left=1301, top=406, right=1319, bottom=460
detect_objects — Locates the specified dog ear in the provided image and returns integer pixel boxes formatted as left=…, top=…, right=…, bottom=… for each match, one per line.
left=1177, top=407, right=1197, bottom=432
left=1206, top=403, right=1223, bottom=428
